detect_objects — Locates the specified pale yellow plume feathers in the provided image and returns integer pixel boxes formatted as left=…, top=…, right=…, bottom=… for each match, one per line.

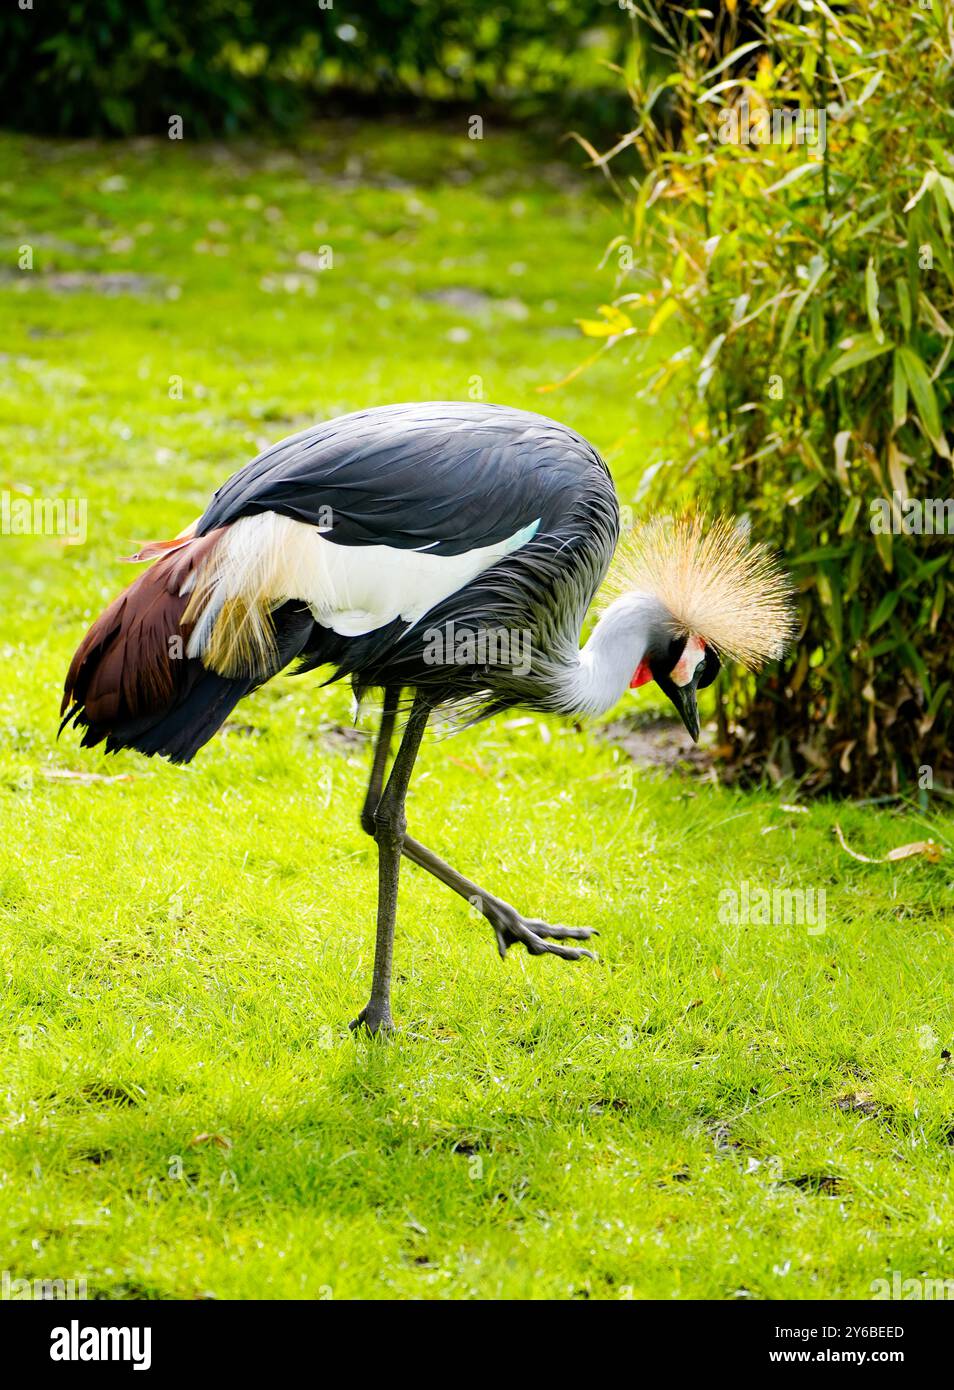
left=605, top=513, right=796, bottom=668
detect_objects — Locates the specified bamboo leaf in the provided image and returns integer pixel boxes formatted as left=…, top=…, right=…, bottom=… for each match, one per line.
left=764, top=162, right=823, bottom=196
left=854, top=70, right=884, bottom=108
left=865, top=258, right=883, bottom=343
left=891, top=351, right=908, bottom=430
left=701, top=40, right=764, bottom=83
left=646, top=298, right=679, bottom=336
left=789, top=545, right=852, bottom=565
left=817, top=334, right=892, bottom=389
left=785, top=474, right=823, bottom=505
left=898, top=345, right=949, bottom=454
left=839, top=496, right=862, bottom=534
left=868, top=590, right=900, bottom=635
left=577, top=304, right=633, bottom=338
left=873, top=528, right=893, bottom=574
left=834, top=429, right=852, bottom=490
left=904, top=169, right=938, bottom=212
left=778, top=254, right=827, bottom=353
left=896, top=279, right=912, bottom=336
left=922, top=680, right=951, bottom=729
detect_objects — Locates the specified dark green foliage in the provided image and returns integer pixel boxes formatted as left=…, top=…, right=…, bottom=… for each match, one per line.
left=0, top=0, right=631, bottom=136
left=594, top=1, right=954, bottom=794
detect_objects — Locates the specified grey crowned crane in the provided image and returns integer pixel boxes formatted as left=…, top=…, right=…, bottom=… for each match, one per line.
left=62, top=402, right=794, bottom=1034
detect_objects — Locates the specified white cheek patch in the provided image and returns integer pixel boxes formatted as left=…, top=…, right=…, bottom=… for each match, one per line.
left=671, top=635, right=707, bottom=688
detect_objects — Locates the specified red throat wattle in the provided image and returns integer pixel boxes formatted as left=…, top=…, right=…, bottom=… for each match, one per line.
left=629, top=661, right=652, bottom=689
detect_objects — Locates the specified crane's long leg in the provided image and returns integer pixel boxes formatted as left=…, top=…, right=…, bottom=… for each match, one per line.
left=360, top=685, right=400, bottom=838
left=401, top=834, right=596, bottom=961
left=350, top=691, right=430, bottom=1036
left=358, top=693, right=595, bottom=964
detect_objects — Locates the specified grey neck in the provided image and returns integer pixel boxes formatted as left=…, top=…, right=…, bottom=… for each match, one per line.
left=558, top=592, right=666, bottom=717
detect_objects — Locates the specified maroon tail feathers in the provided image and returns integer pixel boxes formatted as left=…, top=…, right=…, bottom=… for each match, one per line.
left=60, top=530, right=239, bottom=764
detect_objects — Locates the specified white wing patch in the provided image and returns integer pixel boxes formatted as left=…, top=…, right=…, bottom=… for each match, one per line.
left=185, top=510, right=539, bottom=670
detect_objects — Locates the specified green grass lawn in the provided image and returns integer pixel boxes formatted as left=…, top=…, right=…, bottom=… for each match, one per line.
left=1, top=120, right=953, bottom=1301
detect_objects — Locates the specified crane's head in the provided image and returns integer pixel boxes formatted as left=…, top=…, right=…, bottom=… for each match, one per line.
left=604, top=514, right=796, bottom=741
left=628, top=626, right=720, bottom=743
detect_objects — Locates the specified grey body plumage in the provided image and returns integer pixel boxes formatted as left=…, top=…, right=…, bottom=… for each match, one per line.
left=197, top=401, right=621, bottom=722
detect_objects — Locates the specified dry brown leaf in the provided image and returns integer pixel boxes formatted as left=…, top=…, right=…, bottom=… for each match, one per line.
left=838, top=740, right=857, bottom=776
left=834, top=823, right=945, bottom=864
left=445, top=755, right=491, bottom=778
left=188, top=1133, right=232, bottom=1151
left=834, top=1089, right=878, bottom=1116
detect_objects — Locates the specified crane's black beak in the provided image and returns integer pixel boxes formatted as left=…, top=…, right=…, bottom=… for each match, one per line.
left=654, top=670, right=701, bottom=742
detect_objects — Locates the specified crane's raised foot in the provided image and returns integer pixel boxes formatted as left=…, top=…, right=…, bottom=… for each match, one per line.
left=488, top=912, right=598, bottom=962
left=349, top=1002, right=396, bottom=1037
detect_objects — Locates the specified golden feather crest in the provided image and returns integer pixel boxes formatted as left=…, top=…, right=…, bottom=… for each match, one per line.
left=604, top=513, right=796, bottom=669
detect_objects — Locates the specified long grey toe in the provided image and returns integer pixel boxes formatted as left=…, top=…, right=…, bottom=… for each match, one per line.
left=492, top=915, right=597, bottom=961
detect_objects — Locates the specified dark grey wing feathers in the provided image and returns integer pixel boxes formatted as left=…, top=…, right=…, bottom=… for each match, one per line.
left=196, top=402, right=610, bottom=558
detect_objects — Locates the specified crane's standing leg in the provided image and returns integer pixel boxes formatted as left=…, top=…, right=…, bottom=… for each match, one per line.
left=359, top=686, right=399, bottom=839
left=350, top=692, right=430, bottom=1036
